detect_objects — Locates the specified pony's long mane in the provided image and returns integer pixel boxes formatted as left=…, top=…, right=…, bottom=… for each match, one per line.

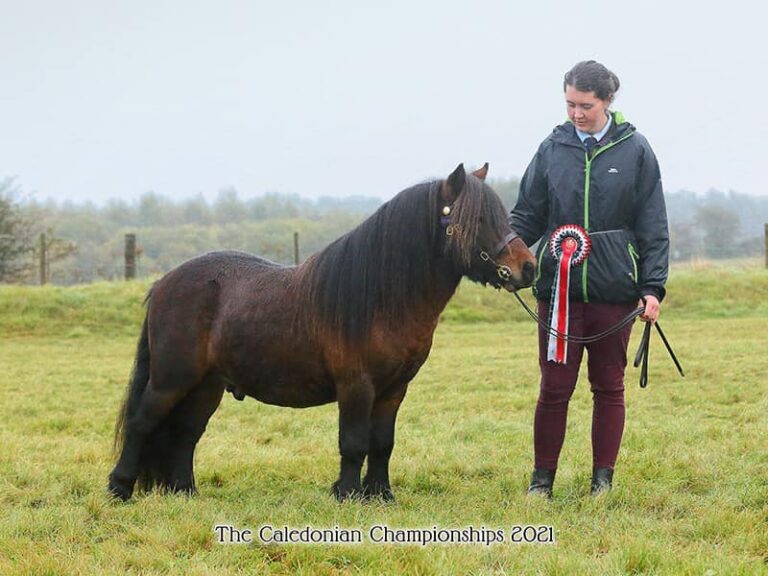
left=295, top=175, right=498, bottom=343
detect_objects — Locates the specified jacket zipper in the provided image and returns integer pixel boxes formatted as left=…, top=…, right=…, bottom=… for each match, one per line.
left=581, top=132, right=634, bottom=302
left=628, top=242, right=639, bottom=283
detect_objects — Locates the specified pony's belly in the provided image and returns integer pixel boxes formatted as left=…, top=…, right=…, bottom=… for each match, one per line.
left=236, top=369, right=336, bottom=408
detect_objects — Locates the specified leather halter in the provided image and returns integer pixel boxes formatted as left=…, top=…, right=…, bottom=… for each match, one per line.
left=480, top=230, right=520, bottom=285
left=441, top=204, right=520, bottom=286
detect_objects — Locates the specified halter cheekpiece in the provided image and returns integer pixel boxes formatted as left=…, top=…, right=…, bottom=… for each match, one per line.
left=441, top=203, right=520, bottom=287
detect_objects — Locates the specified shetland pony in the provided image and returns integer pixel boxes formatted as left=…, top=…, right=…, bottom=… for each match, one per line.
left=109, top=163, right=535, bottom=502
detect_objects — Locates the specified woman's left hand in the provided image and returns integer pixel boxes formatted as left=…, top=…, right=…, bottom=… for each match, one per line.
left=639, top=295, right=660, bottom=323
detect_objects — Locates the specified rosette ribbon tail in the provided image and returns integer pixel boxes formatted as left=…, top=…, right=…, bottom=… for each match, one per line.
left=547, top=238, right=577, bottom=363
left=545, top=225, right=590, bottom=365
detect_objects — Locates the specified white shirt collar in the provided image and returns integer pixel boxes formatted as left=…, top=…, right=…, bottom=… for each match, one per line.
left=575, top=112, right=612, bottom=143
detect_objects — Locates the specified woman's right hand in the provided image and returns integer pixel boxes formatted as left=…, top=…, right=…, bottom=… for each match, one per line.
left=639, top=295, right=660, bottom=323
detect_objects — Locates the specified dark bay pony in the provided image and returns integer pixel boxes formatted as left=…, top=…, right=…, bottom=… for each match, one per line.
left=109, top=163, right=535, bottom=502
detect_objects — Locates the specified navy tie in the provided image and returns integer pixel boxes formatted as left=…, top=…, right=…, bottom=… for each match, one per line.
left=584, top=136, right=598, bottom=156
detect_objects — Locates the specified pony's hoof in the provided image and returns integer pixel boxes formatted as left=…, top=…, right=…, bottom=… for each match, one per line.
left=364, top=490, right=396, bottom=503
left=331, top=480, right=363, bottom=502
left=107, top=473, right=134, bottom=502
left=168, top=484, right=197, bottom=497
left=378, top=488, right=396, bottom=503
left=363, top=482, right=396, bottom=503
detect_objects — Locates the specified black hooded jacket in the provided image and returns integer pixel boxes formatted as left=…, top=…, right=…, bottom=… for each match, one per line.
left=509, top=111, right=669, bottom=303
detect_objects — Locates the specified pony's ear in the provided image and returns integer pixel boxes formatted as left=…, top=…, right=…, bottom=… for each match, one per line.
left=442, top=163, right=466, bottom=204
left=472, top=162, right=489, bottom=181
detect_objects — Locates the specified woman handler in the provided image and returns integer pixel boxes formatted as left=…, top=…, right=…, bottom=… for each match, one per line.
left=509, top=60, right=669, bottom=496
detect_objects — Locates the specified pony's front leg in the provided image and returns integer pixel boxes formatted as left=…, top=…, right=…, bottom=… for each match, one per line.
left=363, top=390, right=406, bottom=502
left=332, top=375, right=374, bottom=501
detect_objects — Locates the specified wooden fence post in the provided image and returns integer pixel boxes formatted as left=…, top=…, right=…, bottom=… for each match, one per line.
left=294, top=232, right=300, bottom=265
left=39, top=233, right=47, bottom=285
left=125, top=233, right=136, bottom=280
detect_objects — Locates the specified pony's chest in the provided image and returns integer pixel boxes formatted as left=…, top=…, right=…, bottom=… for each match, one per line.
left=364, top=333, right=434, bottom=388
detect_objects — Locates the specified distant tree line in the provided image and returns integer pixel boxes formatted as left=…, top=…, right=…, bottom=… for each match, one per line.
left=1, top=176, right=766, bottom=284
left=0, top=178, right=35, bottom=281
left=2, top=182, right=383, bottom=284
left=665, top=189, right=767, bottom=260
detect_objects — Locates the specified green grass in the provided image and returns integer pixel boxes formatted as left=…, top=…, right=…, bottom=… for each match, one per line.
left=1, top=261, right=767, bottom=574
left=0, top=281, right=148, bottom=338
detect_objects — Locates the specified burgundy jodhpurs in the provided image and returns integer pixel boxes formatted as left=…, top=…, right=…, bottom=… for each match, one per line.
left=534, top=300, right=637, bottom=471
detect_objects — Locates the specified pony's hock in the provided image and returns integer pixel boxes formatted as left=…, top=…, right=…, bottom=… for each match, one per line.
left=108, top=163, right=535, bottom=502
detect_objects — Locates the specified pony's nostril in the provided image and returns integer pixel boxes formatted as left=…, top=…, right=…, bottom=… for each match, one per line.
left=522, top=261, right=535, bottom=285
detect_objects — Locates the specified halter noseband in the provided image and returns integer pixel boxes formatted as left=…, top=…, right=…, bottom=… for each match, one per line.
left=481, top=230, right=520, bottom=285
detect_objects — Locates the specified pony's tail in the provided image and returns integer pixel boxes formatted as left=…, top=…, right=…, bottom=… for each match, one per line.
left=113, top=303, right=151, bottom=457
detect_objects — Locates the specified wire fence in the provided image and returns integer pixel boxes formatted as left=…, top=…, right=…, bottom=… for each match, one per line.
left=12, top=225, right=765, bottom=287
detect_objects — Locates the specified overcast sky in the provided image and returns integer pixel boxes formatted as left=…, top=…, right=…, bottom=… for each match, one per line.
left=2, top=0, right=766, bottom=205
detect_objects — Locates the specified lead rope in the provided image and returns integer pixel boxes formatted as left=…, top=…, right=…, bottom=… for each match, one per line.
left=512, top=290, right=643, bottom=344
left=512, top=291, right=685, bottom=386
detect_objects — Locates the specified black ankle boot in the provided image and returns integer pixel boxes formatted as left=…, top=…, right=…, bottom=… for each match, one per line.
left=591, top=467, right=614, bottom=495
left=527, top=468, right=556, bottom=498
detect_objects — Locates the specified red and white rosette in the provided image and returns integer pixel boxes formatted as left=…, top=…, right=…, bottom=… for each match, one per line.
left=547, top=225, right=591, bottom=364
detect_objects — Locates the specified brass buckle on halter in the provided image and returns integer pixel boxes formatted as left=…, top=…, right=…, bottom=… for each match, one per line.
left=496, top=265, right=513, bottom=282
left=480, top=250, right=513, bottom=283
left=446, top=224, right=462, bottom=237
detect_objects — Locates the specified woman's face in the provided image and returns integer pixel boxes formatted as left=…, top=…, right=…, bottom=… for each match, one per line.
left=565, top=85, right=610, bottom=134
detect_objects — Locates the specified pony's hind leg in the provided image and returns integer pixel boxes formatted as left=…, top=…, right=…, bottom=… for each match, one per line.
left=164, top=375, right=226, bottom=495
left=108, top=385, right=188, bottom=501
left=363, top=389, right=407, bottom=502
left=332, top=375, right=374, bottom=501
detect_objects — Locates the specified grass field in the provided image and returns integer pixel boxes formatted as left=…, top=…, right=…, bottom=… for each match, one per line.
left=1, top=260, right=766, bottom=575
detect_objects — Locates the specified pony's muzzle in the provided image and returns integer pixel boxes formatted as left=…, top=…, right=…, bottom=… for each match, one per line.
left=521, top=261, right=535, bottom=286
left=502, top=260, right=535, bottom=292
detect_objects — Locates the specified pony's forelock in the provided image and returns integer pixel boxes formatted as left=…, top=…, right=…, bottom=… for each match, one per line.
left=446, top=174, right=508, bottom=268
